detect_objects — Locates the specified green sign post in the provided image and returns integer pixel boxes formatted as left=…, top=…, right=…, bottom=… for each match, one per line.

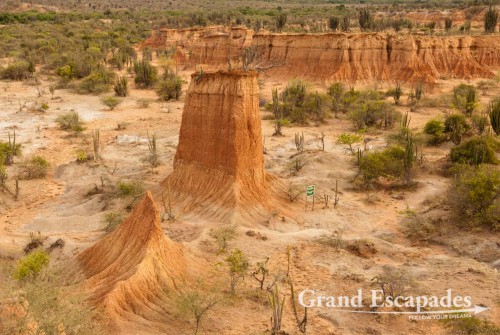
left=305, top=185, right=315, bottom=211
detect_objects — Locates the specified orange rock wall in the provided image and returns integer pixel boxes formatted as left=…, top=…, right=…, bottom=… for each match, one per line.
left=145, top=27, right=500, bottom=82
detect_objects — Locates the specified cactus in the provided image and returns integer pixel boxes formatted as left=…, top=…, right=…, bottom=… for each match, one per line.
left=114, top=76, right=128, bottom=97
left=289, top=279, right=308, bottom=334
left=92, top=129, right=100, bottom=161
left=488, top=99, right=500, bottom=135
left=267, top=284, right=285, bottom=335
left=485, top=6, right=498, bottom=33
left=294, top=132, right=304, bottom=152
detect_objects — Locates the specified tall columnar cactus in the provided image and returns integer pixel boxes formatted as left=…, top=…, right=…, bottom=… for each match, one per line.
left=488, top=99, right=500, bottom=135
left=485, top=6, right=498, bottom=33
left=267, top=284, right=285, bottom=335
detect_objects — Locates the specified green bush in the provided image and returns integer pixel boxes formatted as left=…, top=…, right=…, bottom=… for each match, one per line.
left=423, top=119, right=446, bottom=145
left=78, top=70, right=114, bottom=94
left=18, top=156, right=50, bottom=180
left=347, top=90, right=399, bottom=129
left=55, top=111, right=84, bottom=134
left=451, top=165, right=500, bottom=230
left=444, top=114, right=470, bottom=145
left=0, top=140, right=22, bottom=165
left=452, top=84, right=477, bottom=116
left=0, top=60, right=32, bottom=80
left=117, top=180, right=145, bottom=197
left=450, top=137, right=498, bottom=165
left=13, top=250, right=49, bottom=280
left=134, top=60, right=158, bottom=88
left=101, top=96, right=122, bottom=110
left=266, top=80, right=329, bottom=125
left=156, top=69, right=182, bottom=101
left=0, top=164, right=7, bottom=186
left=114, top=76, right=128, bottom=97
left=358, top=146, right=406, bottom=185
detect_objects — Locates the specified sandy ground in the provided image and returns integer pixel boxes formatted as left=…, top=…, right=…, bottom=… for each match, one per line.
left=0, top=68, right=499, bottom=335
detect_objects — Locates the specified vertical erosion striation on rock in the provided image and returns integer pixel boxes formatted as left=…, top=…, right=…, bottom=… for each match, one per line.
left=77, top=191, right=197, bottom=327
left=161, top=70, right=275, bottom=221
left=143, top=27, right=500, bottom=83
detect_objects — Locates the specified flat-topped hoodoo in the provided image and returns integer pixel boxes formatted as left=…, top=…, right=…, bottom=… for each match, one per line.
left=161, top=70, right=277, bottom=222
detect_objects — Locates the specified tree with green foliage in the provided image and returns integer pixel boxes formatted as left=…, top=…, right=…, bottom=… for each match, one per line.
left=337, top=133, right=363, bottom=153
left=225, top=249, right=249, bottom=294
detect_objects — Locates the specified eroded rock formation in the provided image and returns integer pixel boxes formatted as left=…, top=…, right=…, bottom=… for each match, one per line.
left=78, top=191, right=197, bottom=329
left=160, top=70, right=276, bottom=221
left=144, top=27, right=500, bottom=83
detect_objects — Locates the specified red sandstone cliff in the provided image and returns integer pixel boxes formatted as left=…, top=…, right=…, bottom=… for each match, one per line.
left=160, top=70, right=278, bottom=222
left=144, top=27, right=500, bottom=83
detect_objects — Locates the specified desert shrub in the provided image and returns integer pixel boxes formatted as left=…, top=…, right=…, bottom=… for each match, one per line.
left=401, top=210, right=436, bottom=241
left=423, top=119, right=446, bottom=145
left=487, top=98, right=500, bottom=135
left=340, top=16, right=350, bottom=32
left=358, top=8, right=373, bottom=31
left=137, top=98, right=152, bottom=108
left=337, top=133, right=363, bottom=153
left=156, top=69, right=182, bottom=101
left=75, top=149, right=89, bottom=163
left=0, top=164, right=7, bottom=186
left=13, top=250, right=49, bottom=280
left=477, top=80, right=494, bottom=95
left=443, top=316, right=500, bottom=335
left=18, top=156, right=49, bottom=180
left=0, top=140, right=22, bottom=165
left=77, top=70, right=114, bottom=94
left=451, top=165, right=500, bottom=230
left=327, top=82, right=345, bottom=117
left=225, top=249, right=249, bottom=294
left=103, top=211, right=123, bottom=232
left=114, top=76, right=128, bottom=97
left=55, top=111, right=84, bottom=134
left=444, top=114, right=470, bottom=145
left=358, top=146, right=406, bottom=185
left=386, top=84, right=403, bottom=105
left=117, top=180, right=145, bottom=198
left=266, top=80, right=329, bottom=125
left=0, top=60, right=32, bottom=80
left=209, top=225, right=237, bottom=254
left=471, top=113, right=489, bottom=136
left=347, top=90, right=399, bottom=129
left=101, top=96, right=122, bottom=110
left=134, top=59, right=158, bottom=88
left=371, top=266, right=417, bottom=300
left=452, top=84, right=477, bottom=116
left=176, top=285, right=219, bottom=335
left=450, top=137, right=498, bottom=165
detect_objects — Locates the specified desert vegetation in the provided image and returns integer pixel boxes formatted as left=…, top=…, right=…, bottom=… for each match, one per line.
left=0, top=1, right=499, bottom=335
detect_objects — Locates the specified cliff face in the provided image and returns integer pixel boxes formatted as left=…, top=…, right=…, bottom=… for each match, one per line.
left=144, top=27, right=500, bottom=82
left=78, top=192, right=197, bottom=329
left=161, top=70, right=274, bottom=221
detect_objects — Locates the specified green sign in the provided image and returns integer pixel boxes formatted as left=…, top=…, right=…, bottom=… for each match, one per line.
left=306, top=185, right=315, bottom=197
